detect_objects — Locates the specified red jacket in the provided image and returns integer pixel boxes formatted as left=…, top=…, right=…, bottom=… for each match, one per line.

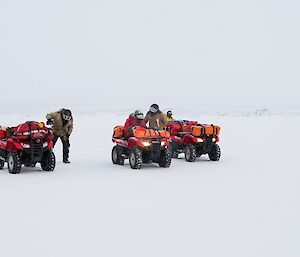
left=124, top=115, right=146, bottom=138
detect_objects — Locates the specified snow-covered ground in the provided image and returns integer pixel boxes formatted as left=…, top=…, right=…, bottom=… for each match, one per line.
left=0, top=110, right=300, bottom=257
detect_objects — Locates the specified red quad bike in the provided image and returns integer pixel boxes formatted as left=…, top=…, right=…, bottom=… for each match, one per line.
left=0, top=121, right=56, bottom=174
left=167, top=120, right=221, bottom=162
left=0, top=126, right=8, bottom=170
left=112, top=126, right=172, bottom=169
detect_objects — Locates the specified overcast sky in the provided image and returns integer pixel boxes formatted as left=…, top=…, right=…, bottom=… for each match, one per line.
left=0, top=0, right=299, bottom=111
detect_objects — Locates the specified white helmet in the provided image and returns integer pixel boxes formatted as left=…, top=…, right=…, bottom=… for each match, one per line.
left=62, top=109, right=72, bottom=121
left=134, top=110, right=144, bottom=120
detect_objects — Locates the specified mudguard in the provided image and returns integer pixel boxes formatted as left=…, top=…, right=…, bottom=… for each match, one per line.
left=128, top=137, right=145, bottom=149
left=5, top=139, right=23, bottom=151
left=0, top=141, right=7, bottom=149
left=182, top=134, right=198, bottom=145
left=47, top=140, right=54, bottom=149
left=113, top=138, right=128, bottom=148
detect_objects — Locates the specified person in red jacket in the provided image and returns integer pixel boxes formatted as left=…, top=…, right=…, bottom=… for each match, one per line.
left=124, top=110, right=146, bottom=138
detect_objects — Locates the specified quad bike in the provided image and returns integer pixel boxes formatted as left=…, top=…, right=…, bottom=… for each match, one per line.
left=167, top=121, right=221, bottom=162
left=0, top=126, right=8, bottom=170
left=0, top=121, right=56, bottom=174
left=112, top=126, right=172, bottom=169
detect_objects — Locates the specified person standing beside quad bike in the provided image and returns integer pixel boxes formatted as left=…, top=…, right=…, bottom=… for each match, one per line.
left=144, top=104, right=168, bottom=130
left=46, top=109, right=73, bottom=164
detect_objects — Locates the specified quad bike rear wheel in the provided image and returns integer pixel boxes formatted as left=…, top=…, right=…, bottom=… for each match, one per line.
left=129, top=148, right=142, bottom=170
left=0, top=159, right=4, bottom=170
left=112, top=145, right=125, bottom=165
left=185, top=144, right=197, bottom=162
left=208, top=144, right=221, bottom=161
left=159, top=149, right=172, bottom=168
left=172, top=151, right=179, bottom=159
left=7, top=152, right=21, bottom=174
left=41, top=151, right=56, bottom=171
left=170, top=144, right=179, bottom=159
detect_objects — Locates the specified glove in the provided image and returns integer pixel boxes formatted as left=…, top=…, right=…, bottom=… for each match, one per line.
left=47, top=119, right=53, bottom=125
left=128, top=128, right=133, bottom=137
left=63, top=135, right=70, bottom=141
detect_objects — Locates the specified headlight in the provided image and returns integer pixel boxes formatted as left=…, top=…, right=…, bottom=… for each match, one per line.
left=212, top=138, right=216, bottom=142
left=197, top=138, right=204, bottom=143
left=21, top=143, right=30, bottom=149
left=43, top=142, right=48, bottom=148
left=142, top=141, right=151, bottom=147
left=161, top=141, right=166, bottom=146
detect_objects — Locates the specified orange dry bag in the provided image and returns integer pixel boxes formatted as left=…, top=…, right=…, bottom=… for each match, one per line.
left=113, top=126, right=124, bottom=139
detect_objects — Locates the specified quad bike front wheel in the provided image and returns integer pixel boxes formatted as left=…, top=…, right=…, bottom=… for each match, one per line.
left=208, top=144, right=221, bottom=161
left=41, top=150, right=56, bottom=171
left=185, top=144, right=197, bottom=162
left=112, top=145, right=125, bottom=165
left=129, top=148, right=142, bottom=170
left=159, top=149, right=172, bottom=168
left=7, top=152, right=22, bottom=174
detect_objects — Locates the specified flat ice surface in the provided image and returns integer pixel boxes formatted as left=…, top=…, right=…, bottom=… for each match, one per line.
left=0, top=111, right=299, bottom=257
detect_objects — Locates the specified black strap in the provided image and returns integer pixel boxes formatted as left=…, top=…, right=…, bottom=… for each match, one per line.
left=199, top=124, right=205, bottom=135
left=26, top=121, right=32, bottom=139
left=158, top=130, right=161, bottom=138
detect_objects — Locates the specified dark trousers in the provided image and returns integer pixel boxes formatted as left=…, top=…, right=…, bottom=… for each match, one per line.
left=53, top=135, right=70, bottom=160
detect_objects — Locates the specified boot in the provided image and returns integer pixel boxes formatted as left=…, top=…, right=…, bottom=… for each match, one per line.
left=63, top=159, right=70, bottom=164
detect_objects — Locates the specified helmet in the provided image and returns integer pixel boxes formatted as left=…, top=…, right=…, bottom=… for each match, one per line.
left=62, top=109, right=72, bottom=121
left=167, top=111, right=173, bottom=118
left=149, top=104, right=159, bottom=114
left=134, top=110, right=144, bottom=120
